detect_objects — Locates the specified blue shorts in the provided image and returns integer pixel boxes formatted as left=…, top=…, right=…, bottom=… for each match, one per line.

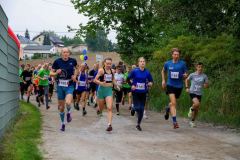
left=57, top=85, right=74, bottom=100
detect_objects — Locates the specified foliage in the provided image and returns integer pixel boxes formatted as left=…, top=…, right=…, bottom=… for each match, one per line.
left=0, top=101, right=42, bottom=160
left=24, top=29, right=30, bottom=39
left=61, top=35, right=84, bottom=46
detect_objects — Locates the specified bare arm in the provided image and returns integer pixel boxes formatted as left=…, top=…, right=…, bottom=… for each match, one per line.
left=161, top=67, right=166, bottom=89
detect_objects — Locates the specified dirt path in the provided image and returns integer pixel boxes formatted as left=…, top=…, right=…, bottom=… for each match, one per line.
left=31, top=95, right=240, bottom=160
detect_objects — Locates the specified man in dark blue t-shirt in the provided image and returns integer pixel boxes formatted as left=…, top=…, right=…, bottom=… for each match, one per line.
left=51, top=47, right=77, bottom=131
left=161, top=48, right=188, bottom=129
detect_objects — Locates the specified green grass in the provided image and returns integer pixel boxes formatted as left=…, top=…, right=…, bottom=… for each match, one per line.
left=0, top=101, right=42, bottom=160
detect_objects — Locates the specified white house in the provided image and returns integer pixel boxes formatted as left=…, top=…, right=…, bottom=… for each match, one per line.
left=23, top=45, right=56, bottom=59
left=69, top=44, right=88, bottom=54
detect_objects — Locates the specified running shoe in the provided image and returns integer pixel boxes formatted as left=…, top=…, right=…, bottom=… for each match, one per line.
left=116, top=112, right=120, bottom=115
left=60, top=124, right=65, bottom=131
left=67, top=113, right=72, bottom=123
left=106, top=125, right=113, bottom=132
left=46, top=106, right=50, bottom=110
left=136, top=125, right=142, bottom=131
left=164, top=106, right=170, bottom=120
left=83, top=109, right=87, bottom=116
left=97, top=110, right=103, bottom=116
left=188, top=107, right=193, bottom=118
left=173, top=122, right=179, bottom=129
left=74, top=103, right=80, bottom=111
left=131, top=107, right=135, bottom=116
left=143, top=113, right=148, bottom=119
left=189, top=121, right=196, bottom=128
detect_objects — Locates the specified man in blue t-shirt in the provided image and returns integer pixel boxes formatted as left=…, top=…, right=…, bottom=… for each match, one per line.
left=161, top=48, right=188, bottom=129
left=51, top=47, right=77, bottom=131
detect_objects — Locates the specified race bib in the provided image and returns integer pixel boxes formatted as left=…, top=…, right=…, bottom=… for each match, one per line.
left=116, top=80, right=123, bottom=85
left=193, top=85, right=202, bottom=91
left=170, top=72, right=179, bottom=79
left=79, top=81, right=86, bottom=86
left=44, top=75, right=49, bottom=79
left=59, top=79, right=69, bottom=87
left=136, top=83, right=145, bottom=90
left=104, top=74, right=112, bottom=81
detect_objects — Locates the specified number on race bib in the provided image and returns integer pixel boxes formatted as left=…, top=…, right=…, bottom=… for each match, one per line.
left=104, top=74, right=112, bottom=81
left=59, top=80, right=69, bottom=87
left=193, top=85, right=202, bottom=91
left=136, top=83, right=145, bottom=90
left=79, top=81, right=86, bottom=86
left=170, top=72, right=179, bottom=79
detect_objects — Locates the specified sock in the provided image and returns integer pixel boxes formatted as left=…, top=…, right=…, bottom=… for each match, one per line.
left=60, top=112, right=65, bottom=124
left=108, top=123, right=111, bottom=126
left=83, top=107, right=86, bottom=111
left=172, top=116, right=177, bottom=123
left=116, top=104, right=119, bottom=112
left=66, top=105, right=71, bottom=113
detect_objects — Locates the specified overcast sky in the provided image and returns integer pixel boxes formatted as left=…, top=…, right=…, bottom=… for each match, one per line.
left=0, top=0, right=117, bottom=42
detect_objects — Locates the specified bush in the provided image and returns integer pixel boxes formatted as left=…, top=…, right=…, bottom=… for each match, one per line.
left=147, top=34, right=240, bottom=127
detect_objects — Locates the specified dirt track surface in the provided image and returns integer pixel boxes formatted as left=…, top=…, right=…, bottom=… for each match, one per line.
left=28, top=95, right=240, bottom=160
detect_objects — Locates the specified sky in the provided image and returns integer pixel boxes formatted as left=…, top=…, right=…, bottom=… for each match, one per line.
left=0, top=0, right=117, bottom=43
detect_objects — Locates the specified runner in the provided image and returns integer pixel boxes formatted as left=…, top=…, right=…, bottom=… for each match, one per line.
left=88, top=64, right=98, bottom=107
left=94, top=57, right=117, bottom=132
left=161, top=48, right=188, bottom=129
left=75, top=63, right=88, bottom=116
left=37, top=63, right=51, bottom=109
left=128, top=57, right=153, bottom=131
left=114, top=65, right=124, bottom=115
left=19, top=64, right=25, bottom=100
left=48, top=65, right=54, bottom=103
left=51, top=47, right=77, bottom=131
left=20, top=64, right=34, bottom=103
left=185, top=62, right=209, bottom=127
left=122, top=66, right=132, bottom=110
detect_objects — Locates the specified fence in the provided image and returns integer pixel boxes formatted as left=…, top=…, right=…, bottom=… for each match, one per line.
left=0, top=5, right=19, bottom=138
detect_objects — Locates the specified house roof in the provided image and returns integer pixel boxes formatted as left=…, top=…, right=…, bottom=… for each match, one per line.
left=24, top=45, right=54, bottom=51
left=17, top=35, right=38, bottom=45
left=32, top=32, right=64, bottom=45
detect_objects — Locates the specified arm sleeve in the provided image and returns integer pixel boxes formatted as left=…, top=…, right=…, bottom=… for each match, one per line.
left=147, top=70, right=153, bottom=82
left=163, top=62, right=168, bottom=71
left=188, top=73, right=193, bottom=80
left=204, top=75, right=209, bottom=83
left=52, top=60, right=59, bottom=70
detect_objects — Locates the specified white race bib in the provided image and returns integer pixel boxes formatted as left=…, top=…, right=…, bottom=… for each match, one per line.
left=104, top=74, right=112, bottom=81
left=116, top=80, right=123, bottom=85
left=170, top=72, right=179, bottom=79
left=136, top=83, right=145, bottom=90
left=59, top=79, right=69, bottom=87
left=44, top=75, right=49, bottom=79
left=79, top=81, right=86, bottom=86
left=193, top=85, right=202, bottom=91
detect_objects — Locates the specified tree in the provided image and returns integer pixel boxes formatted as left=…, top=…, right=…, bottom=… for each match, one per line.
left=43, top=33, right=51, bottom=45
left=61, top=35, right=84, bottom=46
left=85, top=29, right=112, bottom=52
left=25, top=29, right=30, bottom=39
left=71, top=0, right=240, bottom=63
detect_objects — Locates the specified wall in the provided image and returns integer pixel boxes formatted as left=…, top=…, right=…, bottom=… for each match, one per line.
left=0, top=5, right=19, bottom=138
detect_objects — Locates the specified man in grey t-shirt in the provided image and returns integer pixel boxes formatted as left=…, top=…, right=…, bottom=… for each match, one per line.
left=185, top=62, right=209, bottom=127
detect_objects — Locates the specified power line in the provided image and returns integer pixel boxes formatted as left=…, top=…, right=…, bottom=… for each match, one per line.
left=41, top=0, right=74, bottom=7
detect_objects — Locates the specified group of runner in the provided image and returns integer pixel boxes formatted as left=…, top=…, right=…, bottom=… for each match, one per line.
left=19, top=47, right=209, bottom=132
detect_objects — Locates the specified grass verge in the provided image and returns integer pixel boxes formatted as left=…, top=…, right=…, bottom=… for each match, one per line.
left=0, top=101, right=42, bottom=160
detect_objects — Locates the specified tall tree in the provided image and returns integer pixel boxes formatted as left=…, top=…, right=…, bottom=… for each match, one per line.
left=85, top=29, right=111, bottom=51
left=25, top=29, right=30, bottom=39
left=43, top=33, right=51, bottom=45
